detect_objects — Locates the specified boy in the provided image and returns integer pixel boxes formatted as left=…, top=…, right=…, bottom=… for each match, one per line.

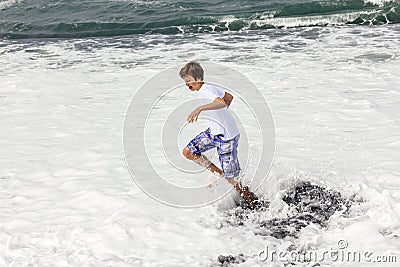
left=179, top=61, right=258, bottom=209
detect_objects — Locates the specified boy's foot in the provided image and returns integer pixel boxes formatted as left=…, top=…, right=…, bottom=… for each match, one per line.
left=234, top=183, right=259, bottom=210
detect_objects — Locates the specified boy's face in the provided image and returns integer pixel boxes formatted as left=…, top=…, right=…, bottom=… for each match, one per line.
left=183, top=75, right=203, bottom=91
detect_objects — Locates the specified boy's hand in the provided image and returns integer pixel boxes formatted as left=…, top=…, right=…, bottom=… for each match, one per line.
left=187, top=99, right=226, bottom=123
left=187, top=107, right=202, bottom=123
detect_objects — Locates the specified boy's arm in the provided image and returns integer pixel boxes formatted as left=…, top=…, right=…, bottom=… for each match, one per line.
left=222, top=92, right=233, bottom=107
left=200, top=97, right=227, bottom=111
left=187, top=98, right=226, bottom=123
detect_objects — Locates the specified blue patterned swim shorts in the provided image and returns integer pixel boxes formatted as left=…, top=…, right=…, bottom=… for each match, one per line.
left=186, top=128, right=241, bottom=179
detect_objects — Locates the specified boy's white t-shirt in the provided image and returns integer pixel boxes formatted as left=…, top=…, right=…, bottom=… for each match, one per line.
left=197, top=83, right=240, bottom=140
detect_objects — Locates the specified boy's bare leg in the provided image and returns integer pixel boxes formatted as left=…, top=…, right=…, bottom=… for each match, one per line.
left=182, top=147, right=257, bottom=208
left=182, top=147, right=224, bottom=188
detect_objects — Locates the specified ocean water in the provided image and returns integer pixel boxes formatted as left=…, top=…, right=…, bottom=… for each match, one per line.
left=1, top=0, right=400, bottom=266
left=1, top=0, right=400, bottom=38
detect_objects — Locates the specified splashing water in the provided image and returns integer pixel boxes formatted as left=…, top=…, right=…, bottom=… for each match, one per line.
left=222, top=181, right=351, bottom=238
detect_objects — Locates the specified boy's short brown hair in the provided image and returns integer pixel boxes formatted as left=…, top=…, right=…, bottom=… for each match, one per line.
left=179, top=61, right=204, bottom=81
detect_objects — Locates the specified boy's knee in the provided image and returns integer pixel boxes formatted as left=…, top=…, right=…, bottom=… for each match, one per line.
left=182, top=147, right=194, bottom=159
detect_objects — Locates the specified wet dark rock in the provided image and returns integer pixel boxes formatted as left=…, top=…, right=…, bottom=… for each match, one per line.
left=214, top=181, right=352, bottom=265
left=238, top=195, right=270, bottom=211
left=258, top=181, right=350, bottom=238
left=217, top=253, right=246, bottom=266
left=223, top=180, right=351, bottom=239
left=282, top=181, right=349, bottom=222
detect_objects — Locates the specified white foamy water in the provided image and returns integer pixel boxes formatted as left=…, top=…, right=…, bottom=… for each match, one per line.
left=0, top=25, right=399, bottom=266
left=0, top=0, right=21, bottom=10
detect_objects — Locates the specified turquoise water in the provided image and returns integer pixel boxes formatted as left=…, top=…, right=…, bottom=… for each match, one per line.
left=1, top=0, right=400, bottom=39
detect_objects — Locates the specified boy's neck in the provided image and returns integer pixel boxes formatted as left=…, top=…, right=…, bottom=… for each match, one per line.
left=197, top=81, right=204, bottom=91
